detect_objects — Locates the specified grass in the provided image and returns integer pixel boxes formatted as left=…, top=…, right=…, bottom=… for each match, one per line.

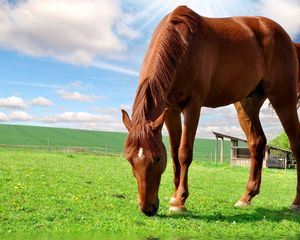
left=1, top=148, right=300, bottom=239
left=0, top=123, right=231, bottom=158
left=0, top=124, right=128, bottom=152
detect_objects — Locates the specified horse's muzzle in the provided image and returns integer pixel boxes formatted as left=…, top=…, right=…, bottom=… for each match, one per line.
left=139, top=199, right=159, bottom=216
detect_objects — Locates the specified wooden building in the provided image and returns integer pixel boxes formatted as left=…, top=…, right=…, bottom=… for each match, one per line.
left=212, top=132, right=295, bottom=169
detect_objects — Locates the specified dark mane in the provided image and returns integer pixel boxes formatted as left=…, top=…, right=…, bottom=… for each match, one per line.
left=126, top=6, right=200, bottom=157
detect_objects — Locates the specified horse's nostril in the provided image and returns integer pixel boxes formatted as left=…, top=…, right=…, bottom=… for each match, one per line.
left=141, top=204, right=158, bottom=217
left=152, top=204, right=157, bottom=213
left=140, top=199, right=159, bottom=216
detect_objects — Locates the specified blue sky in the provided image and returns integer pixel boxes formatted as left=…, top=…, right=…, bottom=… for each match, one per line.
left=0, top=0, right=300, bottom=139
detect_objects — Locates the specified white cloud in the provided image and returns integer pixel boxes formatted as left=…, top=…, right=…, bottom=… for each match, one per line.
left=0, top=112, right=9, bottom=121
left=56, top=89, right=104, bottom=102
left=75, top=121, right=126, bottom=132
left=260, top=0, right=300, bottom=38
left=0, top=0, right=139, bottom=66
left=37, top=111, right=128, bottom=132
left=120, top=104, right=132, bottom=112
left=40, top=112, right=112, bottom=123
left=0, top=96, right=27, bottom=109
left=70, top=81, right=82, bottom=88
left=92, top=107, right=119, bottom=114
left=31, top=97, right=54, bottom=106
left=196, top=103, right=284, bottom=141
left=0, top=80, right=64, bottom=89
left=10, top=111, right=32, bottom=121
left=92, top=61, right=139, bottom=77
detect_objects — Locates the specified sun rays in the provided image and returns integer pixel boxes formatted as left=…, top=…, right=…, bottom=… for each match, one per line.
left=131, top=0, right=261, bottom=33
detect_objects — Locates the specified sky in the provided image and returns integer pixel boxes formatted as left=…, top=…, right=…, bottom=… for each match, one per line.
left=0, top=0, right=300, bottom=140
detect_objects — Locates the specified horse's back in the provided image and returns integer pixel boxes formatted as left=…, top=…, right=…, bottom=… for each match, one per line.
left=142, top=6, right=298, bottom=109
left=185, top=14, right=297, bottom=107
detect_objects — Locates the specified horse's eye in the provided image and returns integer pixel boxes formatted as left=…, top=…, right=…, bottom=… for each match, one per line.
left=156, top=156, right=161, bottom=162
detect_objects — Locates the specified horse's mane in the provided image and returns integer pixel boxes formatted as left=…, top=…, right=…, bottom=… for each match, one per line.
left=126, top=6, right=200, bottom=155
left=132, top=6, right=199, bottom=122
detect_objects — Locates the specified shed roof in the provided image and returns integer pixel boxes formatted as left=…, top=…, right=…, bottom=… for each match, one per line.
left=212, top=131, right=247, bottom=142
left=212, top=131, right=292, bottom=154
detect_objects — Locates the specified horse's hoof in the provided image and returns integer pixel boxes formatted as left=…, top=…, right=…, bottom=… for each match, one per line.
left=169, top=197, right=176, bottom=204
left=169, top=206, right=187, bottom=214
left=290, top=204, right=300, bottom=211
left=234, top=200, right=250, bottom=207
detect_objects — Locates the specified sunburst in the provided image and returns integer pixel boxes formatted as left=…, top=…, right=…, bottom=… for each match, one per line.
left=135, top=0, right=260, bottom=26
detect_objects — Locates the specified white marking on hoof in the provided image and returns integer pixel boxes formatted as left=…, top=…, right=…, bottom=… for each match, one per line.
left=290, top=204, right=300, bottom=211
left=138, top=148, right=145, bottom=160
left=169, top=206, right=187, bottom=214
left=169, top=197, right=176, bottom=204
left=234, top=200, right=250, bottom=207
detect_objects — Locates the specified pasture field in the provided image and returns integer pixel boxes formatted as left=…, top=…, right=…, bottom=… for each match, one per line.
left=1, top=148, right=300, bottom=239
left=0, top=124, right=231, bottom=160
left=0, top=124, right=128, bottom=152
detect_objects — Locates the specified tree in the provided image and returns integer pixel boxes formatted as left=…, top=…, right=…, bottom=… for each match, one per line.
left=269, top=131, right=290, bottom=150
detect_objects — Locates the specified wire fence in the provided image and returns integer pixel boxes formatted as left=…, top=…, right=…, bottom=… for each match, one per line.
left=0, top=144, right=121, bottom=157
left=193, top=152, right=231, bottom=163
left=0, top=144, right=230, bottom=163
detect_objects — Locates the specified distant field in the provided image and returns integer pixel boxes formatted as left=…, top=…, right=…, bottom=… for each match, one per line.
left=0, top=148, right=299, bottom=238
left=0, top=124, right=127, bottom=152
left=0, top=124, right=231, bottom=161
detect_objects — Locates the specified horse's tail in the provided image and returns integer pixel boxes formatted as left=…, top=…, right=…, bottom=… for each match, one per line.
left=294, top=42, right=300, bottom=107
left=140, top=6, right=199, bottom=106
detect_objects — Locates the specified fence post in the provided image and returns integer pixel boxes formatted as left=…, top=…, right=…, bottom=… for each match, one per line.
left=47, top=138, right=50, bottom=151
left=220, top=137, right=224, bottom=164
left=214, top=138, right=218, bottom=164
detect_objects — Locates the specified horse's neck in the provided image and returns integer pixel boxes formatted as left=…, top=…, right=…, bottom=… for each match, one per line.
left=132, top=89, right=164, bottom=124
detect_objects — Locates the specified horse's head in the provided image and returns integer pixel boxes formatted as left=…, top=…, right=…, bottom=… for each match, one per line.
left=121, top=109, right=167, bottom=216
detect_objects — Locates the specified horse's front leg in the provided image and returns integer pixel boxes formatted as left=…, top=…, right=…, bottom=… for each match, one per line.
left=169, top=104, right=201, bottom=213
left=165, top=107, right=182, bottom=203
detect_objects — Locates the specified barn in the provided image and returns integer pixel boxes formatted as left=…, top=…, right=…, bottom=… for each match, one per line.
left=213, top=132, right=296, bottom=169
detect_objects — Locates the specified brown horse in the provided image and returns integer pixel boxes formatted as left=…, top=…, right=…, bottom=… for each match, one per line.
left=295, top=42, right=300, bottom=96
left=122, top=6, right=300, bottom=216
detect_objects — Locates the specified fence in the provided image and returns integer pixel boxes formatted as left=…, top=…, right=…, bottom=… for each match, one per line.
left=193, top=152, right=231, bottom=163
left=0, top=144, right=122, bottom=157
left=0, top=144, right=230, bottom=163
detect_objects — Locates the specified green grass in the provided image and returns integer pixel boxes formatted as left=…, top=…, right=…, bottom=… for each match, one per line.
left=1, top=148, right=300, bottom=239
left=0, top=123, right=231, bottom=159
left=0, top=124, right=127, bottom=152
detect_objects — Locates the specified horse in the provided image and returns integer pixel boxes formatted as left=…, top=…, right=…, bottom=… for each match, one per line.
left=121, top=5, right=300, bottom=216
left=295, top=43, right=300, bottom=93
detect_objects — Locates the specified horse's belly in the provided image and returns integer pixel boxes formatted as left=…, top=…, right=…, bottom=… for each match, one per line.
left=203, top=91, right=250, bottom=108
left=202, top=52, right=264, bottom=107
left=202, top=75, right=262, bottom=108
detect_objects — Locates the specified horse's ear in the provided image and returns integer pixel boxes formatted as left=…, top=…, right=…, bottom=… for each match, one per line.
left=150, top=108, right=168, bottom=132
left=121, top=109, right=132, bottom=131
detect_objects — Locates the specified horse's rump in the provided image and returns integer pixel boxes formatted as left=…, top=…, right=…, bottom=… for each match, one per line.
left=295, top=43, right=300, bottom=74
left=294, top=43, right=300, bottom=106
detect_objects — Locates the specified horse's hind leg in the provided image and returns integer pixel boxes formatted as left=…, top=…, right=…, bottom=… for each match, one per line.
left=234, top=96, right=267, bottom=207
left=267, top=95, right=300, bottom=209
